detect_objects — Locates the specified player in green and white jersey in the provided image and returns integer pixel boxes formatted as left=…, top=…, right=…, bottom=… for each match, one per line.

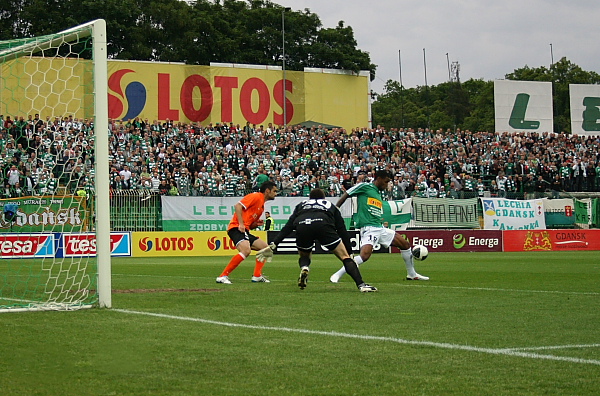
left=330, top=170, right=429, bottom=283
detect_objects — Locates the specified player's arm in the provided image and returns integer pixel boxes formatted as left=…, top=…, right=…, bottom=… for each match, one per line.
left=270, top=205, right=300, bottom=247
left=336, top=191, right=350, bottom=208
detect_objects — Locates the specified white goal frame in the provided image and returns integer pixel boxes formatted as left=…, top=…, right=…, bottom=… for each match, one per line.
left=0, top=19, right=111, bottom=310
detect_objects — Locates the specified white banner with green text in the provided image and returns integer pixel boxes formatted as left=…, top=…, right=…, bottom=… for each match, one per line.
left=481, top=197, right=546, bottom=230
left=161, top=196, right=353, bottom=231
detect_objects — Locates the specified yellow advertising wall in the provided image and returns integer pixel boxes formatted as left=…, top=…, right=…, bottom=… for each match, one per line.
left=107, top=61, right=369, bottom=131
left=132, top=231, right=266, bottom=257
left=304, top=70, right=370, bottom=131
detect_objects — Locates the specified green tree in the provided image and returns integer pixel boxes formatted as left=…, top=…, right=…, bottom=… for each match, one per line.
left=461, top=79, right=494, bottom=133
left=310, top=21, right=375, bottom=75
left=0, top=0, right=376, bottom=79
left=373, top=79, right=480, bottom=131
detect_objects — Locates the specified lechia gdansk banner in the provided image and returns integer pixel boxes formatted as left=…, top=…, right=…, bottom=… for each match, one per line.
left=481, top=198, right=546, bottom=230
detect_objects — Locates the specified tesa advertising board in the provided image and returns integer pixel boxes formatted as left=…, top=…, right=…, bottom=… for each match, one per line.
left=0, top=234, right=55, bottom=258
left=57, top=232, right=131, bottom=257
left=391, top=230, right=503, bottom=253
left=503, top=230, right=600, bottom=252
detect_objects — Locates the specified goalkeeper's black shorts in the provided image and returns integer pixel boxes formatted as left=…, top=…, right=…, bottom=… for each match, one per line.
left=295, top=218, right=341, bottom=252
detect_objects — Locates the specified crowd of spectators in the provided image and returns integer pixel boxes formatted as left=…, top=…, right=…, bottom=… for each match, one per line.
left=2, top=113, right=600, bottom=201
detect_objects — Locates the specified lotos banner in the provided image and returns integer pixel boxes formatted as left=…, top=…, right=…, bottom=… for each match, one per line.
left=391, top=230, right=503, bottom=253
left=132, top=231, right=266, bottom=257
left=481, top=198, right=546, bottom=230
left=503, top=229, right=600, bottom=252
left=107, top=61, right=369, bottom=131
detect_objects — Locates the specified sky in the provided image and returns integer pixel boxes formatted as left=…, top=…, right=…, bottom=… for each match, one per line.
left=275, top=0, right=600, bottom=95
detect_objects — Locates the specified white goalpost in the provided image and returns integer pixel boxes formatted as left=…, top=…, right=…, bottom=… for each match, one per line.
left=0, top=19, right=111, bottom=311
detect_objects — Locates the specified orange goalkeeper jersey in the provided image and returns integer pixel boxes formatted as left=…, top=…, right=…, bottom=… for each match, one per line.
left=228, top=192, right=265, bottom=230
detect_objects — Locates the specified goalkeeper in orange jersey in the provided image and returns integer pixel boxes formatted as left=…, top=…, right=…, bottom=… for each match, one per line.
left=216, top=181, right=278, bottom=284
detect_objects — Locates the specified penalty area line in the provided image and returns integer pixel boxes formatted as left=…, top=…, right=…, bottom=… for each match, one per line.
left=114, top=308, right=600, bottom=366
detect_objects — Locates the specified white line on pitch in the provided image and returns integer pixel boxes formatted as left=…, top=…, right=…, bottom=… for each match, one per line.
left=0, top=297, right=38, bottom=303
left=112, top=274, right=599, bottom=295
left=113, top=308, right=600, bottom=366
left=398, top=284, right=599, bottom=296
left=501, top=344, right=600, bottom=352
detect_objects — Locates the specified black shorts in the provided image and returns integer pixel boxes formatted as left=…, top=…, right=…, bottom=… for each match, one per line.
left=295, top=219, right=341, bottom=252
left=227, top=228, right=260, bottom=248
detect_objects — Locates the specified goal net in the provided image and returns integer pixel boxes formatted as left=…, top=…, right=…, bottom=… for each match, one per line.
left=0, top=20, right=111, bottom=312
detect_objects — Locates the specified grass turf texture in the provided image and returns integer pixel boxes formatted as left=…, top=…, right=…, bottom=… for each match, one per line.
left=1, top=251, right=599, bottom=395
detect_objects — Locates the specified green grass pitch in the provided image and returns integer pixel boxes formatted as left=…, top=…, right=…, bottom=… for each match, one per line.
left=1, top=251, right=599, bottom=395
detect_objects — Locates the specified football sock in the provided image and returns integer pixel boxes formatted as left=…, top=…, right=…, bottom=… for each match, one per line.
left=253, top=258, right=265, bottom=277
left=342, top=257, right=364, bottom=286
left=331, top=266, right=346, bottom=280
left=331, top=255, right=363, bottom=279
left=220, top=253, right=246, bottom=277
left=299, top=256, right=311, bottom=268
left=401, top=249, right=417, bottom=277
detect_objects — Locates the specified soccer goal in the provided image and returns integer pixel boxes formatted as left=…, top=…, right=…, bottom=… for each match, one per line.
left=0, top=20, right=111, bottom=311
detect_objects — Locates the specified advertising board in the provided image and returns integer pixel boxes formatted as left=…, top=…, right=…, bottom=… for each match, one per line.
left=132, top=231, right=266, bottom=257
left=57, top=232, right=131, bottom=257
left=569, top=83, right=600, bottom=136
left=494, top=80, right=553, bottom=133
left=390, top=230, right=503, bottom=253
left=106, top=61, right=369, bottom=131
left=503, top=229, right=600, bottom=252
left=0, top=234, right=55, bottom=258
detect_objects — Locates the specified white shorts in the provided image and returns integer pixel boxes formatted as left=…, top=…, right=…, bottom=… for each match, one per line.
left=359, top=226, right=395, bottom=249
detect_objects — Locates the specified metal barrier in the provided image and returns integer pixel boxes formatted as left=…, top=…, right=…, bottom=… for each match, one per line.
left=110, top=190, right=162, bottom=231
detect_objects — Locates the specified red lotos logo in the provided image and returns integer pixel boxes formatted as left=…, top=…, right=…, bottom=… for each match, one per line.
left=207, top=236, right=237, bottom=251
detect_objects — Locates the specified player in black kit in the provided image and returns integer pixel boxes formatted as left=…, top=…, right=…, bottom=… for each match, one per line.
left=258, top=188, right=377, bottom=292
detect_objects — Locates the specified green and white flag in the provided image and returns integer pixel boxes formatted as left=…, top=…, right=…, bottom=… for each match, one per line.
left=382, top=198, right=412, bottom=230
left=574, top=198, right=592, bottom=228
left=542, top=198, right=575, bottom=228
